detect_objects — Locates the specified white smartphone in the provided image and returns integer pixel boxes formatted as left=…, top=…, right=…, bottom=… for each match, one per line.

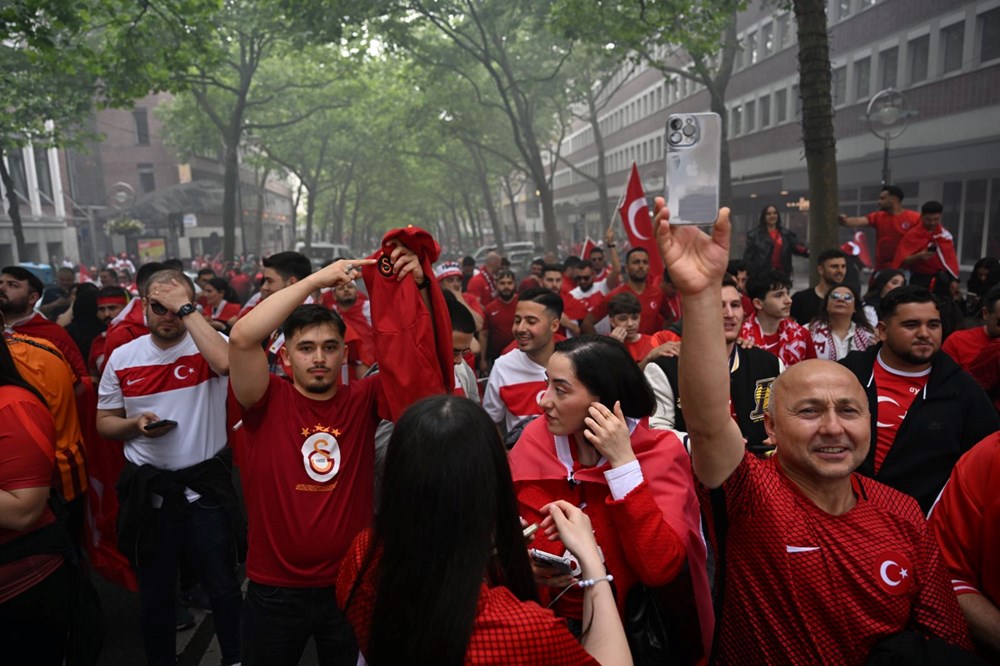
left=666, top=112, right=722, bottom=225
left=528, top=548, right=574, bottom=575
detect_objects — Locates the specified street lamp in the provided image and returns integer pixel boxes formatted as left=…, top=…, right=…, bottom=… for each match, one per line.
left=864, top=88, right=917, bottom=185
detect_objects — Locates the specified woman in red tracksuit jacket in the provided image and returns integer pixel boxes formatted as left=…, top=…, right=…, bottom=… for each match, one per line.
left=508, top=334, right=714, bottom=662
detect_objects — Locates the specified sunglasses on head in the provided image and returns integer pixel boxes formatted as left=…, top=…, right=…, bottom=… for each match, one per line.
left=149, top=301, right=169, bottom=315
left=829, top=292, right=854, bottom=302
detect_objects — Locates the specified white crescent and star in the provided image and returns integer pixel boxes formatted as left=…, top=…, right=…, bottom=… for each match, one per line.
left=626, top=198, right=650, bottom=240
left=174, top=365, right=193, bottom=380
left=876, top=395, right=902, bottom=428
left=879, top=559, right=908, bottom=587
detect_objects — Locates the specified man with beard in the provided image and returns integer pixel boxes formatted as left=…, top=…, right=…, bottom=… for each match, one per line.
left=325, top=277, right=375, bottom=380
left=840, top=285, right=998, bottom=513
left=481, top=268, right=518, bottom=373
left=228, top=231, right=451, bottom=664
left=483, top=288, right=562, bottom=435
left=790, top=249, right=848, bottom=326
left=96, top=269, right=244, bottom=666
left=608, top=248, right=671, bottom=335
left=839, top=184, right=922, bottom=270
left=568, top=260, right=609, bottom=333
left=0, top=266, right=88, bottom=382
left=87, top=286, right=130, bottom=380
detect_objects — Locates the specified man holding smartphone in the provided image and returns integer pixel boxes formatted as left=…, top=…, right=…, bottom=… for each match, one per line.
left=96, top=269, right=244, bottom=666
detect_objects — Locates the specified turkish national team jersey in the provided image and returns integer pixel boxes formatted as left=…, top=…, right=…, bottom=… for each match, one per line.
left=483, top=350, right=546, bottom=431
left=930, top=432, right=1000, bottom=605
left=622, top=334, right=654, bottom=363
left=240, top=374, right=381, bottom=587
left=873, top=354, right=930, bottom=473
left=484, top=297, right=518, bottom=359
left=609, top=283, right=667, bottom=335
left=98, top=332, right=228, bottom=470
left=941, top=326, right=989, bottom=371
left=867, top=209, right=921, bottom=269
left=700, top=453, right=972, bottom=664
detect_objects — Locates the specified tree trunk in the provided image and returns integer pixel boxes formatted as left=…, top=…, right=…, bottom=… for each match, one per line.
left=304, top=182, right=316, bottom=251
left=469, top=145, right=504, bottom=252
left=252, top=167, right=270, bottom=258
left=793, top=0, right=840, bottom=286
left=0, top=144, right=27, bottom=262
left=502, top=175, right=522, bottom=242
left=587, top=91, right=612, bottom=234
left=222, top=137, right=241, bottom=261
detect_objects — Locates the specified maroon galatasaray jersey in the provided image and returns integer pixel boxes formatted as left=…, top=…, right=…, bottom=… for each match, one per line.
left=699, top=453, right=971, bottom=664
left=240, top=374, right=381, bottom=587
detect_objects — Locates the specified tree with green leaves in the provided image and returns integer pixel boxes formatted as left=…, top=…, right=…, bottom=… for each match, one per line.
left=0, top=0, right=219, bottom=260
left=376, top=0, right=577, bottom=252
left=548, top=0, right=745, bottom=207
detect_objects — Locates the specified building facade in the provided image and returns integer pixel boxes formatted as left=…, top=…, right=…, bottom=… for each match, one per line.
left=549, top=0, right=1000, bottom=270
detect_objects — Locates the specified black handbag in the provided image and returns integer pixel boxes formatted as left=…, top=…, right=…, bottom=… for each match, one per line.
left=624, top=583, right=673, bottom=665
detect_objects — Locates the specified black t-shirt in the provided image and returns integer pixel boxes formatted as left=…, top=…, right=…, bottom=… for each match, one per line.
left=790, top=288, right=822, bottom=326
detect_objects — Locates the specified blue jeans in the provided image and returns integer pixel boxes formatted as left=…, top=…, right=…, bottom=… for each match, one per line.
left=137, top=498, right=243, bottom=666
left=242, top=581, right=357, bottom=666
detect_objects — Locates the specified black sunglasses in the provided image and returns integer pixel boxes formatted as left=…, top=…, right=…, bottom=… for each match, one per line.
left=149, top=301, right=169, bottom=315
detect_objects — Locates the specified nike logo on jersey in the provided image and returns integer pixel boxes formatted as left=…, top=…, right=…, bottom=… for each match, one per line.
left=785, top=545, right=821, bottom=553
left=126, top=377, right=145, bottom=386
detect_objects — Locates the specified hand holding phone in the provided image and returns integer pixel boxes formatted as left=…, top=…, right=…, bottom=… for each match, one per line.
left=529, top=548, right=575, bottom=576
left=144, top=419, right=178, bottom=432
left=666, top=112, right=722, bottom=225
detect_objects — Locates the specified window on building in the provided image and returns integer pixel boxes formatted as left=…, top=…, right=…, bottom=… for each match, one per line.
left=854, top=57, right=871, bottom=100
left=33, top=147, right=52, bottom=200
left=735, top=40, right=744, bottom=69
left=941, top=22, right=965, bottom=74
left=759, top=95, right=771, bottom=127
left=745, top=99, right=756, bottom=132
left=832, top=66, right=847, bottom=106
left=860, top=0, right=876, bottom=7
left=761, top=23, right=773, bottom=57
left=656, top=135, right=662, bottom=159
left=747, top=31, right=758, bottom=65
left=137, top=163, right=156, bottom=194
left=5, top=150, right=29, bottom=202
left=978, top=7, right=1000, bottom=63
left=731, top=105, right=742, bottom=136
left=776, top=14, right=790, bottom=50
left=776, top=89, right=788, bottom=123
left=133, top=108, right=150, bottom=146
left=907, top=35, right=929, bottom=84
left=792, top=84, right=801, bottom=119
left=838, top=0, right=852, bottom=21
left=879, top=47, right=898, bottom=89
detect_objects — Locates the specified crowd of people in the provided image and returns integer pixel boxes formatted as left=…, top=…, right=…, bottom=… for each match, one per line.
left=1, top=183, right=1000, bottom=665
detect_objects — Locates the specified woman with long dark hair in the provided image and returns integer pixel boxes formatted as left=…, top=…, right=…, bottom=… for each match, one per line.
left=808, top=284, right=876, bottom=360
left=742, top=204, right=809, bottom=276
left=862, top=269, right=906, bottom=326
left=508, top=335, right=713, bottom=662
left=338, top=395, right=629, bottom=665
left=201, top=277, right=241, bottom=332
left=0, top=336, right=70, bottom=664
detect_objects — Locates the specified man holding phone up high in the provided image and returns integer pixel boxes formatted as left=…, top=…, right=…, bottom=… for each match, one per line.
left=96, top=269, right=244, bottom=666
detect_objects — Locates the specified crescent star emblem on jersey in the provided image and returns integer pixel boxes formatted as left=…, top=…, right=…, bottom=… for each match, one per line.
left=627, top=198, right=650, bottom=240
left=536, top=389, right=547, bottom=406
left=173, top=365, right=193, bottom=380
left=875, top=550, right=913, bottom=596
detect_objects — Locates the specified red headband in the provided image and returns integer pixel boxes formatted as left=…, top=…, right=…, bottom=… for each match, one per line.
left=97, top=295, right=128, bottom=306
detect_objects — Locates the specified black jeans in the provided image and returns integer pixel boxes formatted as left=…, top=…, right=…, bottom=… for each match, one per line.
left=136, top=498, right=243, bottom=666
left=0, top=560, right=71, bottom=665
left=242, top=581, right=357, bottom=666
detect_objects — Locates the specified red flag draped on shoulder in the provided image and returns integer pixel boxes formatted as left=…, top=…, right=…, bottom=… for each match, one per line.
left=618, top=163, right=663, bottom=279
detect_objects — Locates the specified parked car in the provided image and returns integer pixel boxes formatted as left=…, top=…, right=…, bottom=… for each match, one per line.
left=472, top=242, right=541, bottom=274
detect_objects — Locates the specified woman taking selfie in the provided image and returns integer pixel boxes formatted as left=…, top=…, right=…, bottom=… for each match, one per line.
left=338, top=395, right=630, bottom=665
left=508, top=334, right=712, bottom=662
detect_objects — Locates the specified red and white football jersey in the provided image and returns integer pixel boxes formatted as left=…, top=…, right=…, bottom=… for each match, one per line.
left=483, top=350, right=546, bottom=432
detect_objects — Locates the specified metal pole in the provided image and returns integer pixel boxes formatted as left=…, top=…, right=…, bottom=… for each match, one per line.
left=881, top=135, right=891, bottom=186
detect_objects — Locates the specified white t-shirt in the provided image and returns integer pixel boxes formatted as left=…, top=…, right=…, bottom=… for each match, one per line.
left=483, top=349, right=547, bottom=432
left=98, top=331, right=228, bottom=472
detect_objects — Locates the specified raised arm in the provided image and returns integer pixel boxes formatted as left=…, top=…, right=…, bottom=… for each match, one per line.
left=654, top=197, right=745, bottom=488
left=605, top=226, right=621, bottom=290
left=153, top=279, right=229, bottom=375
left=228, top=259, right=373, bottom=408
left=838, top=214, right=870, bottom=228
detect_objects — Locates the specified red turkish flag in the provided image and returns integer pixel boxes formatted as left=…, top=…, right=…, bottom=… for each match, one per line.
left=841, top=230, right=873, bottom=268
left=580, top=236, right=597, bottom=261
left=617, top=163, right=663, bottom=279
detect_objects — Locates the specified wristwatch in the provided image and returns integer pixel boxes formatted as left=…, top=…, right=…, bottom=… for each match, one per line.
left=176, top=303, right=198, bottom=318
left=417, top=276, right=431, bottom=290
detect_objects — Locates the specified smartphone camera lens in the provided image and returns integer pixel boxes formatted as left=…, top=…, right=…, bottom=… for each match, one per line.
left=682, top=124, right=696, bottom=137
left=669, top=131, right=682, bottom=145
left=669, top=118, right=683, bottom=131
